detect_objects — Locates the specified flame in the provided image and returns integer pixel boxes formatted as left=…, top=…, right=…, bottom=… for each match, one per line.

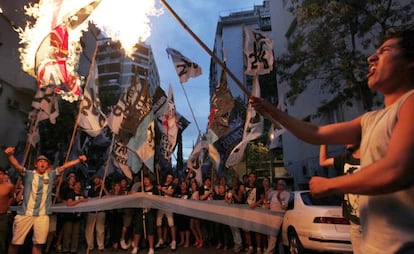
left=17, top=0, right=162, bottom=78
left=90, top=0, right=163, bottom=55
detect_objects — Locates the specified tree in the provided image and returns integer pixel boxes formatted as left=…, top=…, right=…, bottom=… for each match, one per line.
left=245, top=142, right=271, bottom=169
left=278, top=0, right=413, bottom=113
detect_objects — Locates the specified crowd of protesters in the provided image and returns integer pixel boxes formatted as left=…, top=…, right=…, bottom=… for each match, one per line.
left=0, top=148, right=288, bottom=254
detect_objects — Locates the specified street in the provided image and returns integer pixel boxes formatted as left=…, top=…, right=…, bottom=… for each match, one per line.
left=51, top=245, right=248, bottom=254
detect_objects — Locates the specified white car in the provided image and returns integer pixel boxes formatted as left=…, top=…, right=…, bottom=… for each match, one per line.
left=281, top=191, right=353, bottom=254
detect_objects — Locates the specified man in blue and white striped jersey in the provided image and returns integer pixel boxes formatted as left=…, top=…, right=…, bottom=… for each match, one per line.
left=4, top=146, right=86, bottom=254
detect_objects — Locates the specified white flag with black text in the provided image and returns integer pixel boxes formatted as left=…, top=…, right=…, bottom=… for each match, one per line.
left=244, top=26, right=274, bottom=75
left=225, top=75, right=263, bottom=167
left=166, top=47, right=202, bottom=83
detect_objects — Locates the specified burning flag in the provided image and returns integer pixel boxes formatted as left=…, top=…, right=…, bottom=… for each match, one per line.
left=166, top=48, right=202, bottom=84
left=18, top=0, right=103, bottom=102
left=17, top=0, right=162, bottom=101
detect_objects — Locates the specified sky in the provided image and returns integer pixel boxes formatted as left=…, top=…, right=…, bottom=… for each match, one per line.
left=147, top=0, right=263, bottom=162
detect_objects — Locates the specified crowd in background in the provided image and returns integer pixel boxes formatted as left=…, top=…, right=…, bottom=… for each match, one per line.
left=0, top=164, right=290, bottom=254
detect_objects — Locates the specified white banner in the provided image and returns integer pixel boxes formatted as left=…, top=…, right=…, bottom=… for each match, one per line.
left=20, top=193, right=285, bottom=236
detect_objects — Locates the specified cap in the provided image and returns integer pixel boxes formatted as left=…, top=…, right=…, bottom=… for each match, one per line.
left=36, top=155, right=49, bottom=163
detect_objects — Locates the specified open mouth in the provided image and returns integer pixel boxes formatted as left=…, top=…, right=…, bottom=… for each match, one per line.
left=367, top=65, right=376, bottom=78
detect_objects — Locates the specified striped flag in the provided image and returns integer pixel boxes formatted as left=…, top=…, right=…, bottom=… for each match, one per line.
left=127, top=82, right=155, bottom=173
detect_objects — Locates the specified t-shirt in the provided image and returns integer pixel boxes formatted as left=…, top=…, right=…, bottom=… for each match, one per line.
left=65, top=190, right=86, bottom=220
left=213, top=193, right=226, bottom=201
left=160, top=183, right=174, bottom=197
left=334, top=152, right=361, bottom=224
left=268, top=190, right=290, bottom=212
left=244, top=184, right=264, bottom=205
left=199, top=185, right=214, bottom=200
left=88, top=185, right=106, bottom=198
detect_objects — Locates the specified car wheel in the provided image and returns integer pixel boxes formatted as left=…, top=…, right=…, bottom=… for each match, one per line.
left=288, top=229, right=305, bottom=254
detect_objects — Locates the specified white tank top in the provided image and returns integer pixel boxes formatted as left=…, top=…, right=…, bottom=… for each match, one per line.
left=359, top=89, right=414, bottom=254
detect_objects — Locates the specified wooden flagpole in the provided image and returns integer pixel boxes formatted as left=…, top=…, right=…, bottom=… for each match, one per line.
left=55, top=44, right=99, bottom=205
left=178, top=83, right=202, bottom=136
left=64, top=44, right=99, bottom=163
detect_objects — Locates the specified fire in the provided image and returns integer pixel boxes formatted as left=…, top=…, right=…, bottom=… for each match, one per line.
left=17, top=0, right=162, bottom=80
left=90, top=0, right=162, bottom=55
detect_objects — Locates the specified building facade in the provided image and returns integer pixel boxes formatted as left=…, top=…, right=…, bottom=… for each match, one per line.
left=96, top=37, right=160, bottom=112
left=210, top=1, right=272, bottom=101
left=210, top=1, right=281, bottom=181
left=0, top=1, right=37, bottom=166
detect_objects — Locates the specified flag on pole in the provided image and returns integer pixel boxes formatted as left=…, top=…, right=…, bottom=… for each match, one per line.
left=79, top=63, right=107, bottom=137
left=269, top=82, right=288, bottom=148
left=208, top=143, right=221, bottom=171
left=207, top=66, right=234, bottom=143
left=79, top=88, right=107, bottom=137
left=186, top=135, right=221, bottom=185
left=152, top=86, right=167, bottom=116
left=128, top=113, right=155, bottom=173
left=35, top=23, right=82, bottom=102
left=111, top=135, right=132, bottom=179
left=166, top=47, right=202, bottom=83
left=243, top=26, right=274, bottom=75
left=27, top=87, right=59, bottom=147
left=107, top=83, right=143, bottom=142
left=31, top=86, right=60, bottom=124
left=213, top=118, right=243, bottom=158
left=33, top=0, right=102, bottom=102
left=156, top=85, right=178, bottom=166
left=186, top=135, right=205, bottom=186
left=127, top=82, right=155, bottom=173
left=225, top=75, right=263, bottom=167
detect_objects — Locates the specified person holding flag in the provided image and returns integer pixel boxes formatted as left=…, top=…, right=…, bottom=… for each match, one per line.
left=249, top=28, right=414, bottom=253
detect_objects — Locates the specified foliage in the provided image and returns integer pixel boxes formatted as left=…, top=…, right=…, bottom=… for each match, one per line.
left=245, top=142, right=271, bottom=168
left=278, top=0, right=413, bottom=112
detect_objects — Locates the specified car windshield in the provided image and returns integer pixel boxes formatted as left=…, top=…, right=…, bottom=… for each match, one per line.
left=300, top=192, right=342, bottom=206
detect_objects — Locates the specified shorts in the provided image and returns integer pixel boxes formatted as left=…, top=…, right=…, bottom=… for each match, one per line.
left=11, top=214, right=49, bottom=245
left=156, top=210, right=174, bottom=227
